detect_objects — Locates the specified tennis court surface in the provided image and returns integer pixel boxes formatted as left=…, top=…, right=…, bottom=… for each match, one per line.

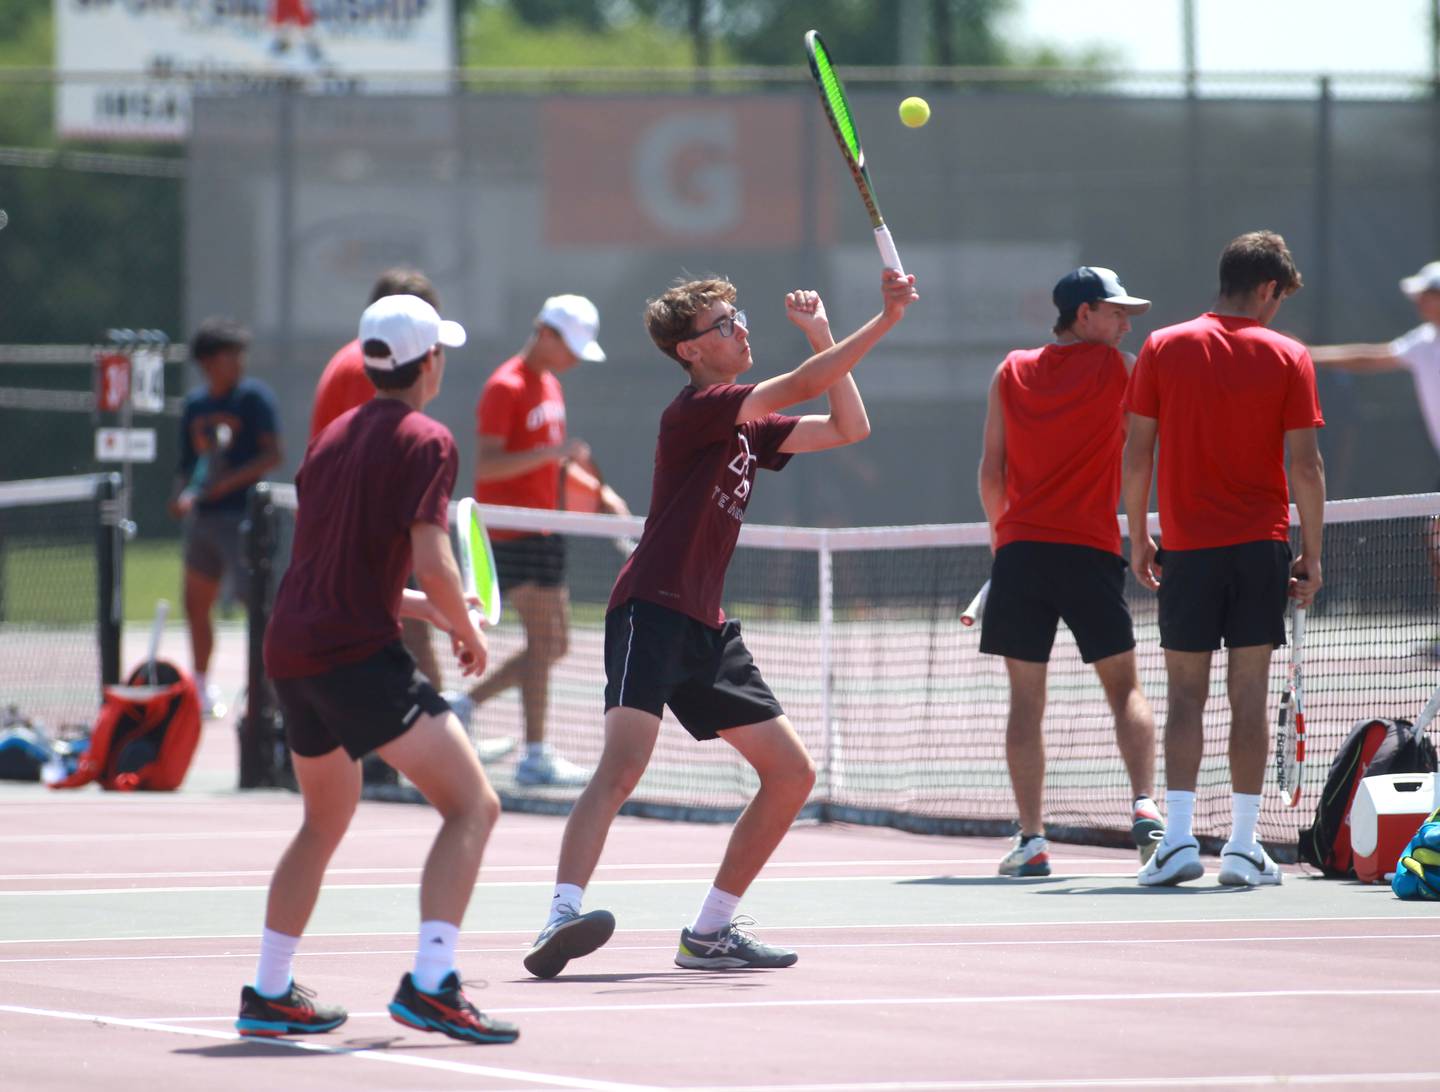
left=4, top=719, right=1440, bottom=1092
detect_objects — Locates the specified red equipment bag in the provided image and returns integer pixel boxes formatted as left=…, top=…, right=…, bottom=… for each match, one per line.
left=50, top=661, right=202, bottom=792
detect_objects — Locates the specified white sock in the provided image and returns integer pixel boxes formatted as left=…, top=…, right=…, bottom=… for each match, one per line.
left=547, top=883, right=584, bottom=927
left=413, top=920, right=460, bottom=994
left=526, top=742, right=549, bottom=761
left=1164, top=790, right=1196, bottom=845
left=254, top=927, right=299, bottom=998
left=1229, top=792, right=1262, bottom=849
left=194, top=670, right=207, bottom=695
left=690, top=886, right=742, bottom=937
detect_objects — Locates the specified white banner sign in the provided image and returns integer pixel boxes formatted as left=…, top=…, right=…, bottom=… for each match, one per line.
left=96, top=427, right=158, bottom=463
left=55, top=0, right=455, bottom=140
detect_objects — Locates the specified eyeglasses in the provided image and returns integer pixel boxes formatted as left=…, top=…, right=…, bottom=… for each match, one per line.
left=676, top=309, right=747, bottom=343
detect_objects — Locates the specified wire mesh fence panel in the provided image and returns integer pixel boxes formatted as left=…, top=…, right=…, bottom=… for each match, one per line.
left=246, top=487, right=1440, bottom=854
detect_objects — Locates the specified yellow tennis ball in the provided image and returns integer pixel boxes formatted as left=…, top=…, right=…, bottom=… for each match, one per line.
left=899, top=96, right=930, bottom=128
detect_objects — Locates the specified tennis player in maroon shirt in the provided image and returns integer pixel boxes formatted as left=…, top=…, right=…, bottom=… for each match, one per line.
left=237, top=295, right=517, bottom=1045
left=521, top=268, right=918, bottom=978
left=978, top=266, right=1163, bottom=880
left=1124, top=231, right=1326, bottom=889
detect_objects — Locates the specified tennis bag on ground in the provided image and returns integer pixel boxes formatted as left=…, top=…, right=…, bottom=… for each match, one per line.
left=50, top=661, right=202, bottom=792
left=1391, top=810, right=1440, bottom=900
left=1298, top=717, right=1437, bottom=877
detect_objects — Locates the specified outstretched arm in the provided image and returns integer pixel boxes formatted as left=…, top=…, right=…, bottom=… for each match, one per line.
left=738, top=269, right=917, bottom=426
left=1309, top=344, right=1403, bottom=373
left=778, top=290, right=872, bottom=454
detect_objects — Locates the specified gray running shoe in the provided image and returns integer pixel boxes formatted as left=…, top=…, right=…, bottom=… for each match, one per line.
left=674, top=918, right=798, bottom=970
left=522, top=908, right=615, bottom=979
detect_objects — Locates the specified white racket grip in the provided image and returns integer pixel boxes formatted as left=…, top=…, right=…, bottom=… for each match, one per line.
left=874, top=225, right=904, bottom=275
left=147, top=599, right=169, bottom=682
left=1291, top=604, right=1305, bottom=660
left=1414, top=679, right=1440, bottom=736
left=961, top=579, right=990, bottom=627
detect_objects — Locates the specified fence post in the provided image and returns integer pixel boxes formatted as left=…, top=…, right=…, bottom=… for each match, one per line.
left=95, top=472, right=124, bottom=691
left=817, top=531, right=838, bottom=797
left=237, top=482, right=285, bottom=788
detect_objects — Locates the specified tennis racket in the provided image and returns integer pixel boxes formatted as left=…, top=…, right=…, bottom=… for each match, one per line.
left=146, top=599, right=169, bottom=685
left=1274, top=603, right=1306, bottom=808
left=960, top=580, right=990, bottom=628
left=804, top=29, right=904, bottom=274
left=456, top=497, right=502, bottom=631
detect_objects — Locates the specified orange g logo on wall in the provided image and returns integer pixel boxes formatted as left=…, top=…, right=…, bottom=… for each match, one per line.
left=543, top=99, right=806, bottom=247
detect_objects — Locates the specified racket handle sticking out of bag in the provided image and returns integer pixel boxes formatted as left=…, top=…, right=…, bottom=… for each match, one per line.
left=961, top=580, right=990, bottom=628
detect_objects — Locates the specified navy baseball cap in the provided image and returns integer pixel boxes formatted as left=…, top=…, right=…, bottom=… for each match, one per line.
left=1053, top=267, right=1151, bottom=315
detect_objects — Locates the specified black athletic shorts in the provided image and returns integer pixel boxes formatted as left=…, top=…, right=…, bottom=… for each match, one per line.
left=979, top=540, right=1135, bottom=664
left=603, top=597, right=784, bottom=741
left=493, top=533, right=566, bottom=592
left=273, top=641, right=451, bottom=759
left=1156, top=539, right=1292, bottom=652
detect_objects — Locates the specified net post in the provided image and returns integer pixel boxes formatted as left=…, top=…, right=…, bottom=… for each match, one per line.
left=238, top=482, right=284, bottom=788
left=817, top=531, right=839, bottom=795
left=94, top=472, right=124, bottom=690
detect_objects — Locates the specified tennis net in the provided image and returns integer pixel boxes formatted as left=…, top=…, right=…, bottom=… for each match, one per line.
left=0, top=474, right=124, bottom=737
left=242, top=487, right=1440, bottom=856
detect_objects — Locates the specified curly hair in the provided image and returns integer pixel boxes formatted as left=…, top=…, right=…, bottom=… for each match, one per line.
left=644, top=276, right=737, bottom=367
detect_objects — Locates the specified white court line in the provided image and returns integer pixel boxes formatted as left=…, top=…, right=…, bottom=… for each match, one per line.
left=0, top=872, right=1154, bottom=896
left=0, top=858, right=1119, bottom=882
left=9, top=931, right=1437, bottom=969
left=113, top=985, right=1440, bottom=1023
left=673, top=1075, right=1440, bottom=1090
left=0, top=827, right=436, bottom=844
left=5, top=915, right=1439, bottom=946
left=0, top=1003, right=658, bottom=1091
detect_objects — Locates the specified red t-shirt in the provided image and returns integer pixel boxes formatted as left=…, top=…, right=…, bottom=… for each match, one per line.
left=309, top=339, right=375, bottom=441
left=264, top=399, right=458, bottom=679
left=1124, top=312, right=1325, bottom=551
left=995, top=342, right=1127, bottom=555
left=475, top=356, right=565, bottom=541
left=609, top=383, right=799, bottom=628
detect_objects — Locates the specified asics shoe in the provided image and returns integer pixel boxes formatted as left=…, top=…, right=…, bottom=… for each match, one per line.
left=522, top=908, right=616, bottom=979
left=1131, top=796, right=1165, bottom=865
left=235, top=982, right=346, bottom=1037
left=998, top=833, right=1051, bottom=877
left=515, top=750, right=591, bottom=787
left=388, top=971, right=519, bottom=1044
left=1218, top=842, right=1283, bottom=887
left=675, top=918, right=798, bottom=970
left=1138, top=838, right=1205, bottom=886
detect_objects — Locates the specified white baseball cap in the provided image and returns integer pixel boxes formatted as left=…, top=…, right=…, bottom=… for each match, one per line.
left=1400, top=261, right=1440, bottom=298
left=538, top=294, right=605, bottom=363
left=359, top=294, right=466, bottom=370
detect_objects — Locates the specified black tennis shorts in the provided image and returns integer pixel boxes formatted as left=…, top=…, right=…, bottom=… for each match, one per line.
left=979, top=540, right=1135, bottom=664
left=493, top=533, right=567, bottom=592
left=1157, top=539, right=1292, bottom=652
left=273, top=641, right=452, bottom=760
left=603, top=597, right=784, bottom=740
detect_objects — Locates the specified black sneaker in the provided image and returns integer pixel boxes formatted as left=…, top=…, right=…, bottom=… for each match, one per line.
left=674, top=918, right=798, bottom=970
left=388, top=971, right=519, bottom=1044
left=522, top=908, right=616, bottom=979
left=235, top=982, right=347, bottom=1037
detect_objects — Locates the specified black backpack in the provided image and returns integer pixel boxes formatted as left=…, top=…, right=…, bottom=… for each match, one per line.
left=1298, top=717, right=1438, bottom=877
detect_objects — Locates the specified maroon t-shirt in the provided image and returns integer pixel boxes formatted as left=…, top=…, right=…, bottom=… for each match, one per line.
left=609, top=383, right=799, bottom=628
left=264, top=399, right=458, bottom=679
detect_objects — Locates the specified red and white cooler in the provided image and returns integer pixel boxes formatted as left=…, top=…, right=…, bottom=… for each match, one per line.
left=1350, top=772, right=1436, bottom=884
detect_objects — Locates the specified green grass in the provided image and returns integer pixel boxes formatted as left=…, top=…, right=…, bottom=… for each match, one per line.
left=0, top=537, right=187, bottom=625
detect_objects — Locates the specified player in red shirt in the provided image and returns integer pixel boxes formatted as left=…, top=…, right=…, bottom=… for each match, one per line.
left=450, top=295, right=626, bottom=786
left=1123, top=231, right=1326, bottom=889
left=978, top=267, right=1162, bottom=879
left=239, top=295, right=517, bottom=1045
left=311, top=269, right=445, bottom=702
left=520, top=268, right=918, bottom=979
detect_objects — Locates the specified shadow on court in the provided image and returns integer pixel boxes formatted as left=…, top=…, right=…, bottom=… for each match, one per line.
left=896, top=875, right=1070, bottom=887
left=1034, top=884, right=1245, bottom=896
left=173, top=1034, right=488, bottom=1060
left=515, top=970, right=769, bottom=986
